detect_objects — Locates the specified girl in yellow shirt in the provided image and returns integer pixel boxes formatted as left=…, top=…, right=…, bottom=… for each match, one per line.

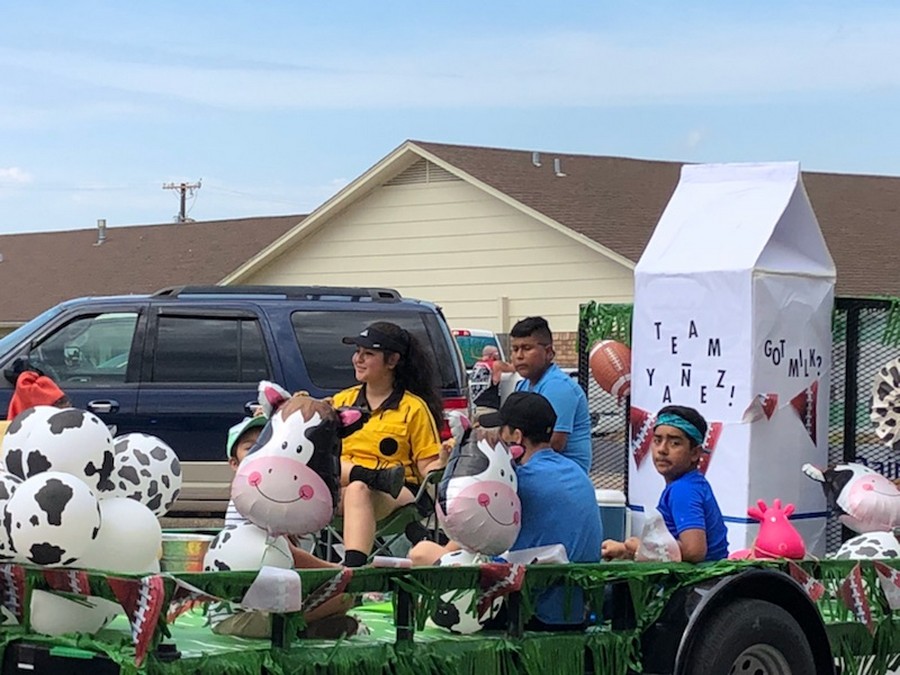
left=332, top=321, right=444, bottom=567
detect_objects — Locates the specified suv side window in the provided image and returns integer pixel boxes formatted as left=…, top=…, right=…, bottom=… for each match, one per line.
left=152, top=316, right=269, bottom=383
left=291, top=310, right=459, bottom=390
left=29, top=312, right=139, bottom=385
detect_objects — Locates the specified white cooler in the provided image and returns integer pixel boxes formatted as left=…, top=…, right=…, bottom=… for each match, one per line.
left=595, top=488, right=628, bottom=541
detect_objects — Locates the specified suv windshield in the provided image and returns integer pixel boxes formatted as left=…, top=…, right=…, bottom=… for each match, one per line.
left=0, top=305, right=64, bottom=356
left=291, top=310, right=459, bottom=390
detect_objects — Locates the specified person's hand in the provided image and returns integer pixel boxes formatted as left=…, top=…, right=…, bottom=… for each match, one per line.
left=436, top=439, right=454, bottom=468
left=601, top=539, right=628, bottom=561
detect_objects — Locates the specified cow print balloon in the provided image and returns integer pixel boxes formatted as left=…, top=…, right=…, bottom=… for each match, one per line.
left=835, top=531, right=900, bottom=560
left=112, top=433, right=182, bottom=516
left=0, top=471, right=22, bottom=562
left=428, top=549, right=502, bottom=634
left=1, top=406, right=116, bottom=496
left=4, top=471, right=101, bottom=566
left=202, top=522, right=292, bottom=572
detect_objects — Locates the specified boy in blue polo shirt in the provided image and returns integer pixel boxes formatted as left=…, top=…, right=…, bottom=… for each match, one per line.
left=602, top=405, right=728, bottom=562
left=510, top=317, right=592, bottom=473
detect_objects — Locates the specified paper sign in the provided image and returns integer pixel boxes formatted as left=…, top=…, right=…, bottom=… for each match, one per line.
left=630, top=162, right=835, bottom=552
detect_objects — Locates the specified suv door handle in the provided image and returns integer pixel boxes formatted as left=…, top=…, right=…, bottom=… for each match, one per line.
left=87, top=400, right=120, bottom=414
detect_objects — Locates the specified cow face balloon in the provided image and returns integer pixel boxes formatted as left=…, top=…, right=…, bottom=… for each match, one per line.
left=111, top=433, right=183, bottom=516
left=231, top=389, right=366, bottom=536
left=802, top=462, right=900, bottom=533
left=4, top=471, right=101, bottom=566
left=436, top=429, right=521, bottom=556
left=2, top=406, right=116, bottom=496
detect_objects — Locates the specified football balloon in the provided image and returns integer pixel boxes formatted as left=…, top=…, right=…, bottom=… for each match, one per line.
left=589, top=340, right=632, bottom=399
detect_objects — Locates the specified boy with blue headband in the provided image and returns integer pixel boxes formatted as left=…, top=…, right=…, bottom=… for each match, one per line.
left=602, top=405, right=728, bottom=562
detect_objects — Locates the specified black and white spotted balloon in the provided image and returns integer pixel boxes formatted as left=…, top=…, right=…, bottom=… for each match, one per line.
left=4, top=471, right=101, bottom=566
left=1, top=406, right=116, bottom=496
left=0, top=471, right=22, bottom=562
left=111, top=433, right=182, bottom=516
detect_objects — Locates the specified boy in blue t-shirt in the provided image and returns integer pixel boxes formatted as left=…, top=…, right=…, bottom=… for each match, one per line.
left=411, top=392, right=602, bottom=627
left=602, top=405, right=728, bottom=563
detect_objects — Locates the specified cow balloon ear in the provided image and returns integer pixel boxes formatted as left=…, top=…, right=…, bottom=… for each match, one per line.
left=257, top=380, right=291, bottom=418
left=336, top=407, right=369, bottom=437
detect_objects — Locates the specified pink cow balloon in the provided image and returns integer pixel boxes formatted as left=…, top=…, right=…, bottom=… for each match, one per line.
left=729, top=498, right=806, bottom=560
left=232, top=386, right=366, bottom=536
left=436, top=428, right=521, bottom=556
left=748, top=499, right=806, bottom=559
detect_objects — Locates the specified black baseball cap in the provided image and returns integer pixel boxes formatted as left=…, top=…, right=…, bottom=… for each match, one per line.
left=341, top=324, right=410, bottom=355
left=479, top=392, right=557, bottom=438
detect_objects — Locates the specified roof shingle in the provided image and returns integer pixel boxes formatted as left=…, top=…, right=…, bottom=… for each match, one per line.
left=0, top=215, right=302, bottom=322
left=414, top=141, right=900, bottom=297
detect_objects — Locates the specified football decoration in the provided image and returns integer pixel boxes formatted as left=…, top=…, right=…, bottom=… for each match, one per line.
left=78, top=497, right=162, bottom=574
left=111, top=433, right=183, bottom=516
left=232, top=385, right=364, bottom=537
left=428, top=549, right=502, bottom=634
left=1, top=406, right=116, bottom=495
left=4, top=471, right=101, bottom=566
left=589, top=339, right=631, bottom=400
left=202, top=522, right=293, bottom=572
left=790, top=380, right=819, bottom=445
left=436, top=429, right=520, bottom=556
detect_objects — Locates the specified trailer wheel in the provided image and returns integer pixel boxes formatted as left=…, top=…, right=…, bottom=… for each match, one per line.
left=684, top=598, right=816, bottom=675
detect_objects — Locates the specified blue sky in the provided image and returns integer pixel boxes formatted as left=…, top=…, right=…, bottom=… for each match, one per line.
left=2, top=1, right=899, bottom=233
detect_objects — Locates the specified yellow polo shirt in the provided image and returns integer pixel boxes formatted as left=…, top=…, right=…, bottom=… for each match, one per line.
left=333, top=385, right=441, bottom=484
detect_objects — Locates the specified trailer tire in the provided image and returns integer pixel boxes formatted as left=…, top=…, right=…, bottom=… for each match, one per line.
left=684, top=597, right=816, bottom=675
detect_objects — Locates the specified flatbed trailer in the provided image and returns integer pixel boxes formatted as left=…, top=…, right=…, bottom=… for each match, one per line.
left=0, top=559, right=898, bottom=675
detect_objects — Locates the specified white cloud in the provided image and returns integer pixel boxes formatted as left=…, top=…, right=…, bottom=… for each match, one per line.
left=684, top=129, right=706, bottom=151
left=0, top=167, right=33, bottom=184
left=2, top=15, right=900, bottom=112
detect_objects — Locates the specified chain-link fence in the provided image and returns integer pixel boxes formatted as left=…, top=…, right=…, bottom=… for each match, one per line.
left=578, top=297, right=900, bottom=554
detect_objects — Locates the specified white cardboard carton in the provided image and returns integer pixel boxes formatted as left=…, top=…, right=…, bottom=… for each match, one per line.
left=629, top=162, right=835, bottom=553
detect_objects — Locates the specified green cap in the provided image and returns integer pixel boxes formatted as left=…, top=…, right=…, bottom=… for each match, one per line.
left=226, top=416, right=268, bottom=458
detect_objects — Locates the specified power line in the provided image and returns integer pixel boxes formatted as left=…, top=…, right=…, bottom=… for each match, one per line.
left=162, top=180, right=202, bottom=223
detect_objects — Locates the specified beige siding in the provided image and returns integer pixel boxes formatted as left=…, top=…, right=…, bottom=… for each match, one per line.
left=246, top=180, right=633, bottom=332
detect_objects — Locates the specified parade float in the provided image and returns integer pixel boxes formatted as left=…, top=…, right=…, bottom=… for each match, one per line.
left=1, top=163, right=900, bottom=675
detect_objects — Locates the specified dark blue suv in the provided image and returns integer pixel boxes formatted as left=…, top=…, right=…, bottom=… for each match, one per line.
left=0, top=286, right=469, bottom=512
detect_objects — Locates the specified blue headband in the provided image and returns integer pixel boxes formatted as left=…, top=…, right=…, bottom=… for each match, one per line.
left=654, top=412, right=704, bottom=446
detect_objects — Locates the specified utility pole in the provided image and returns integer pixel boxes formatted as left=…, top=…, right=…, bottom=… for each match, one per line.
left=162, top=180, right=202, bottom=223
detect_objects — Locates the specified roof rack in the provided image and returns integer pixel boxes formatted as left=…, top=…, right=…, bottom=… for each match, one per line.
left=152, top=285, right=402, bottom=302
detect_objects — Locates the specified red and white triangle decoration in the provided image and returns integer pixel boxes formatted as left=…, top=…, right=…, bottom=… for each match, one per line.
left=788, top=562, right=824, bottom=602
left=107, top=575, right=165, bottom=667
left=477, top=562, right=525, bottom=616
left=874, top=561, right=900, bottom=611
left=839, top=563, right=874, bottom=635
left=0, top=564, right=25, bottom=623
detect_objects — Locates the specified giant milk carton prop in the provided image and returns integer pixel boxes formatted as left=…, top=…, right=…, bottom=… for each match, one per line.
left=630, top=162, right=835, bottom=553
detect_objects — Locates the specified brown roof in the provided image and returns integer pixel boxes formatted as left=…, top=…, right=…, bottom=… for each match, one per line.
left=414, top=141, right=900, bottom=297
left=0, top=215, right=302, bottom=322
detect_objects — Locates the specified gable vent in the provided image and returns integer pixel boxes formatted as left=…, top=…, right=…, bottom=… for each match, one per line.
left=385, top=159, right=461, bottom=186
